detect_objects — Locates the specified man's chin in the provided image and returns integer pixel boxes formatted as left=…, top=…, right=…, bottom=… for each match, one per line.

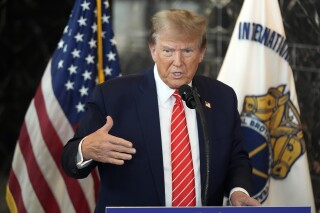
left=168, top=81, right=190, bottom=89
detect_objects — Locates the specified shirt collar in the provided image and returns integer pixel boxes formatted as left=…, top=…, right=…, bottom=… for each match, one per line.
left=154, top=65, right=174, bottom=106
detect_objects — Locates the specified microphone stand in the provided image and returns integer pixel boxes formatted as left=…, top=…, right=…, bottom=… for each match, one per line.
left=192, top=87, right=210, bottom=206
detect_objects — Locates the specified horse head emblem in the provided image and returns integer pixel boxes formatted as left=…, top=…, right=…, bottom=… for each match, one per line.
left=242, top=85, right=305, bottom=179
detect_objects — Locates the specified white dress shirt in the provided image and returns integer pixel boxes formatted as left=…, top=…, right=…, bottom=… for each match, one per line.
left=153, top=66, right=202, bottom=206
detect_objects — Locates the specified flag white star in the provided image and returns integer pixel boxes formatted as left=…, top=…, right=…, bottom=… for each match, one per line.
left=88, top=38, right=96, bottom=48
left=58, top=40, right=64, bottom=49
left=74, top=33, right=84, bottom=42
left=78, top=17, right=87, bottom=26
left=104, top=66, right=112, bottom=76
left=102, top=15, right=110, bottom=23
left=81, top=0, right=90, bottom=11
left=107, top=51, right=116, bottom=61
left=71, top=49, right=81, bottom=58
left=58, top=60, right=64, bottom=69
left=79, top=86, right=89, bottom=96
left=65, top=80, right=74, bottom=90
left=63, top=44, right=68, bottom=52
left=63, top=25, right=68, bottom=34
left=85, top=54, right=95, bottom=64
left=68, top=65, right=77, bottom=74
left=82, top=70, right=92, bottom=81
left=76, top=102, right=85, bottom=112
left=104, top=1, right=109, bottom=9
left=91, top=23, right=97, bottom=33
left=110, top=38, right=117, bottom=46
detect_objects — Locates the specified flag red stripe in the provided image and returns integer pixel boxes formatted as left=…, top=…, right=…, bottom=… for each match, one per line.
left=19, top=122, right=60, bottom=212
left=7, top=170, right=27, bottom=213
left=34, top=86, right=91, bottom=213
left=92, top=168, right=100, bottom=202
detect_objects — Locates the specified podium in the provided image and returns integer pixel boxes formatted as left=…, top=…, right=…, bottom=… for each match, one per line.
left=106, top=206, right=311, bottom=213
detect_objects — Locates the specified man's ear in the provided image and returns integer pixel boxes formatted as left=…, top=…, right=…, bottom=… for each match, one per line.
left=149, top=45, right=157, bottom=62
left=199, top=48, right=206, bottom=62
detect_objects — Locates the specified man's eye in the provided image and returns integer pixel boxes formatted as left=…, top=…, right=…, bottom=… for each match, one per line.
left=163, top=49, right=173, bottom=56
left=182, top=49, right=193, bottom=56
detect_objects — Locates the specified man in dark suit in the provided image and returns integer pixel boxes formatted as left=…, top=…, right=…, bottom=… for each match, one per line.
left=61, top=8, right=260, bottom=212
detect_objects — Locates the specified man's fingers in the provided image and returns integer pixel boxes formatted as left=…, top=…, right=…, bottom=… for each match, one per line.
left=115, top=144, right=136, bottom=154
left=102, top=116, right=135, bottom=150
left=106, top=158, right=125, bottom=165
left=108, top=135, right=135, bottom=151
left=103, top=151, right=134, bottom=165
left=90, top=116, right=136, bottom=165
left=109, top=151, right=133, bottom=161
left=102, top=116, right=114, bottom=133
left=230, top=191, right=261, bottom=206
left=231, top=196, right=261, bottom=206
left=231, top=200, right=242, bottom=206
left=245, top=197, right=261, bottom=206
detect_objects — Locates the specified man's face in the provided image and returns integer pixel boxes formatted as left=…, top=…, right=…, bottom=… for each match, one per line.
left=149, top=33, right=205, bottom=89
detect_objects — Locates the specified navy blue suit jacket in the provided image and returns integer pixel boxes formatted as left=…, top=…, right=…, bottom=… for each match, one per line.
left=61, top=68, right=253, bottom=212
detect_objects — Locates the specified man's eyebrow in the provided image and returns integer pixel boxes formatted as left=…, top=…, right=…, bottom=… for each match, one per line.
left=161, top=45, right=173, bottom=49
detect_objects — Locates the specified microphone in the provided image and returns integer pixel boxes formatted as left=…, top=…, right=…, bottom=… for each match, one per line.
left=179, top=84, right=196, bottom=109
left=178, top=84, right=210, bottom=206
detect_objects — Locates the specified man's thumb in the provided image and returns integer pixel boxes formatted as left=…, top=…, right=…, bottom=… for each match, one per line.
left=103, top=116, right=113, bottom=132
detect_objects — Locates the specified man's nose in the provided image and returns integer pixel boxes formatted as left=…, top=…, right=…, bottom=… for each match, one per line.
left=173, top=52, right=183, bottom=66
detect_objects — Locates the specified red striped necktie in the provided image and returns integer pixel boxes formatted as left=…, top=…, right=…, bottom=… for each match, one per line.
left=171, top=90, right=196, bottom=206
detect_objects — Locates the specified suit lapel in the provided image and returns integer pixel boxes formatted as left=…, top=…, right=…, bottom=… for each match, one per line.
left=195, top=96, right=207, bottom=194
left=135, top=69, right=165, bottom=205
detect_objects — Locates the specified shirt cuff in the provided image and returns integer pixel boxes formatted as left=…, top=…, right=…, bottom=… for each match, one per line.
left=229, top=187, right=250, bottom=205
left=76, top=137, right=93, bottom=169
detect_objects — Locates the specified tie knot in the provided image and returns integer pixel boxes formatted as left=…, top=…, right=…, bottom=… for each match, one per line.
left=173, top=90, right=181, bottom=100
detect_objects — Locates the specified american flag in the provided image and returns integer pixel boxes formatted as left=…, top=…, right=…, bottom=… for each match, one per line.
left=6, top=0, right=121, bottom=212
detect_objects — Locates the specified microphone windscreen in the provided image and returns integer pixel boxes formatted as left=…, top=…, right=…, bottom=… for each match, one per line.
left=178, top=84, right=192, bottom=97
left=178, top=85, right=196, bottom=109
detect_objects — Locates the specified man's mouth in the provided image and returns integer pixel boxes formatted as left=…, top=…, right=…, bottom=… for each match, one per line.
left=172, top=72, right=183, bottom=78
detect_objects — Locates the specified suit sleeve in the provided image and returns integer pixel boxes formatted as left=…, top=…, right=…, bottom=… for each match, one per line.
left=61, top=85, right=107, bottom=179
left=224, top=90, right=253, bottom=196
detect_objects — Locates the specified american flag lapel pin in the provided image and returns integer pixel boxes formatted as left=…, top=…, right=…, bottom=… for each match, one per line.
left=205, top=101, right=212, bottom=109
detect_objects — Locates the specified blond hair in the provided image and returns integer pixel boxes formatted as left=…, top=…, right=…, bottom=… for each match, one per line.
left=149, top=9, right=207, bottom=49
